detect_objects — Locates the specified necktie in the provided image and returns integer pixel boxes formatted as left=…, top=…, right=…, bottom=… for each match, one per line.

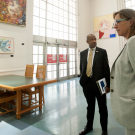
left=86, top=48, right=93, bottom=77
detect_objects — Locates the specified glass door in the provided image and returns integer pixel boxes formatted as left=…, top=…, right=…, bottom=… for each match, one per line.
left=46, top=45, right=57, bottom=79
left=58, top=46, right=68, bottom=80
left=34, top=44, right=77, bottom=81
left=69, top=47, right=76, bottom=77
left=33, top=43, right=44, bottom=77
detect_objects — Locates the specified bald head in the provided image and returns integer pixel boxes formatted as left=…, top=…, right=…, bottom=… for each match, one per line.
left=86, top=34, right=97, bottom=48
left=87, top=34, right=95, bottom=41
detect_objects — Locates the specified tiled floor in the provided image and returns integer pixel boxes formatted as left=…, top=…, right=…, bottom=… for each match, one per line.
left=0, top=77, right=125, bottom=135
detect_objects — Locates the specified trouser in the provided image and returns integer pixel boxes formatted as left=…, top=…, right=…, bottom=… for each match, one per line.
left=83, top=77, right=108, bottom=131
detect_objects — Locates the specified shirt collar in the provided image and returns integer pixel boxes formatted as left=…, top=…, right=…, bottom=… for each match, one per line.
left=88, top=46, right=96, bottom=51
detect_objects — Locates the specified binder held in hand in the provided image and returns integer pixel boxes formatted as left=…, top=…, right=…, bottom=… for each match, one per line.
left=96, top=78, right=107, bottom=95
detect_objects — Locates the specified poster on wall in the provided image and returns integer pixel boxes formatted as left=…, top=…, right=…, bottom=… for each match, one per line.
left=0, top=36, right=14, bottom=53
left=47, top=54, right=57, bottom=63
left=59, top=54, right=67, bottom=62
left=0, top=0, right=26, bottom=26
left=93, top=14, right=116, bottom=39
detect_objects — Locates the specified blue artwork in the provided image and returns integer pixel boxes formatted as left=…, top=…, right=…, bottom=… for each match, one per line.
left=110, top=34, right=116, bottom=38
left=0, top=37, right=14, bottom=53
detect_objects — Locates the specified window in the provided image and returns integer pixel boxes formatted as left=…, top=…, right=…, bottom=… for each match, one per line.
left=59, top=47, right=67, bottom=77
left=33, top=0, right=46, bottom=36
left=69, top=48, right=76, bottom=75
left=125, top=0, right=135, bottom=10
left=33, top=45, right=43, bottom=77
left=47, top=46, right=57, bottom=79
left=33, top=0, right=77, bottom=79
left=33, top=0, right=77, bottom=41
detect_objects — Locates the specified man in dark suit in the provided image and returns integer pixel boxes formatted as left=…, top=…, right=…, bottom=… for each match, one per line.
left=79, top=34, right=110, bottom=135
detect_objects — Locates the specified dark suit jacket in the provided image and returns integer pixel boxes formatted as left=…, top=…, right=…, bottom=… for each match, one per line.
left=80, top=47, right=110, bottom=88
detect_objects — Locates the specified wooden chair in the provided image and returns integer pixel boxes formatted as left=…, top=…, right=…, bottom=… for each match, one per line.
left=25, top=65, right=34, bottom=77
left=22, top=65, right=34, bottom=99
left=0, top=91, right=16, bottom=115
left=22, top=65, right=46, bottom=107
left=36, top=65, right=46, bottom=79
left=35, top=65, right=46, bottom=103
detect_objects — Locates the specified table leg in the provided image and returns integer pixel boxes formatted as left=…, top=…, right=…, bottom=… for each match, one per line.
left=39, top=85, right=43, bottom=110
left=16, top=90, right=22, bottom=119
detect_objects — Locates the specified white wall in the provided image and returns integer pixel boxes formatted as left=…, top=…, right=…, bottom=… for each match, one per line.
left=89, top=0, right=119, bottom=69
left=77, top=0, right=92, bottom=74
left=0, top=0, right=33, bottom=75
left=77, top=0, right=125, bottom=74
left=78, top=0, right=92, bottom=52
left=0, top=0, right=125, bottom=76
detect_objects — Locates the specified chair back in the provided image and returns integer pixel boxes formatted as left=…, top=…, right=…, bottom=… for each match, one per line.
left=36, top=65, right=46, bottom=79
left=25, top=65, right=34, bottom=77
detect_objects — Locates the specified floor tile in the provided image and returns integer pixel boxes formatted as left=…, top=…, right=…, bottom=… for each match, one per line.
left=0, top=77, right=125, bottom=135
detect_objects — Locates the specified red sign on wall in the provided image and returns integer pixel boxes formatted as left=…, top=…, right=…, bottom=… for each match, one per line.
left=59, top=54, right=67, bottom=62
left=47, top=54, right=57, bottom=63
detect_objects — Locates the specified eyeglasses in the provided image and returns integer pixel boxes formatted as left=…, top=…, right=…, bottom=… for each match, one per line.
left=112, top=18, right=130, bottom=28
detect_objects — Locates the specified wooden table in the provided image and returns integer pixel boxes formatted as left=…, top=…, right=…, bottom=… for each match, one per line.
left=0, top=75, right=57, bottom=119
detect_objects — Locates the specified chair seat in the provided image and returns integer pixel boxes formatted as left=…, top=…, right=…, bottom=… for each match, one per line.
left=0, top=90, right=4, bottom=94
left=0, top=95, right=16, bottom=103
left=0, top=92, right=16, bottom=115
left=23, top=88, right=39, bottom=94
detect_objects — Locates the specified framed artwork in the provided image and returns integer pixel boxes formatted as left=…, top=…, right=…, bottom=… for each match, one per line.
left=0, top=0, right=26, bottom=26
left=0, top=36, right=14, bottom=53
left=93, top=14, right=116, bottom=39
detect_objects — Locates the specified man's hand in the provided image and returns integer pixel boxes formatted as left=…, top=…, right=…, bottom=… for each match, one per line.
left=105, top=87, right=110, bottom=94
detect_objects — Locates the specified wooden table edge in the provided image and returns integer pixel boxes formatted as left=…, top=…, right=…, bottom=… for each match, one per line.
left=0, top=84, right=15, bottom=90
left=0, top=79, right=57, bottom=91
